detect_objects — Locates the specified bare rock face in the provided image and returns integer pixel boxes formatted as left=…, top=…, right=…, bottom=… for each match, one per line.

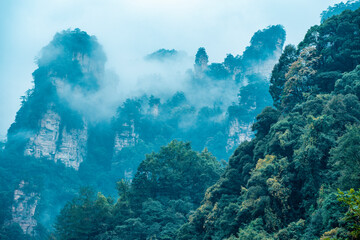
left=151, top=104, right=159, bottom=117
left=24, top=109, right=87, bottom=170
left=112, top=120, right=139, bottom=180
left=54, top=123, right=88, bottom=170
left=25, top=110, right=60, bottom=159
left=113, top=120, right=139, bottom=154
left=11, top=181, right=40, bottom=235
left=226, top=118, right=253, bottom=152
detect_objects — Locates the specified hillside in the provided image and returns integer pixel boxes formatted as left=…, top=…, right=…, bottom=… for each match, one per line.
left=177, top=7, right=360, bottom=240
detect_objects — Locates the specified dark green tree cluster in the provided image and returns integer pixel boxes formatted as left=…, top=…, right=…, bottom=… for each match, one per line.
left=271, top=7, right=360, bottom=113
left=321, top=0, right=360, bottom=23
left=54, top=141, right=222, bottom=240
left=242, top=25, right=286, bottom=65
left=176, top=8, right=360, bottom=240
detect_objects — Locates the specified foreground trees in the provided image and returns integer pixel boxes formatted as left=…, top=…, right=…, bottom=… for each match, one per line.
left=54, top=141, right=222, bottom=240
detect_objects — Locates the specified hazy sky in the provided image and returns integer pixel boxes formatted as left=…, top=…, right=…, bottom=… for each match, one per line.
left=0, top=0, right=344, bottom=138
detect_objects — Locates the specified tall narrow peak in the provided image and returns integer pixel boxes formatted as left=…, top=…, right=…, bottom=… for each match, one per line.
left=7, top=28, right=106, bottom=170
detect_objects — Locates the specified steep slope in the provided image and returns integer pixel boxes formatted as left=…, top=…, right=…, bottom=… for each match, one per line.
left=177, top=8, right=360, bottom=240
left=110, top=25, right=286, bottom=181
left=0, top=25, right=285, bottom=238
left=7, top=28, right=106, bottom=170
left=0, top=29, right=108, bottom=237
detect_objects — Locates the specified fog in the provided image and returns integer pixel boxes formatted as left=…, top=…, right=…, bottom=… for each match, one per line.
left=0, top=0, right=344, bottom=138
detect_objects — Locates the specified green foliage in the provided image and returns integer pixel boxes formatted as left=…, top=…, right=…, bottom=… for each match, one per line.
left=242, top=25, right=286, bottom=63
left=7, top=28, right=103, bottom=150
left=234, top=218, right=273, bottom=240
left=252, top=107, right=281, bottom=138
left=335, top=65, right=360, bottom=98
left=177, top=8, right=360, bottom=240
left=337, top=188, right=360, bottom=239
left=271, top=8, right=360, bottom=113
left=331, top=125, right=360, bottom=189
left=54, top=141, right=222, bottom=239
left=54, top=187, right=113, bottom=240
left=270, top=45, right=298, bottom=109
left=321, top=0, right=360, bottom=23
left=7, top=6, right=360, bottom=240
left=131, top=141, right=222, bottom=205
left=0, top=223, right=31, bottom=240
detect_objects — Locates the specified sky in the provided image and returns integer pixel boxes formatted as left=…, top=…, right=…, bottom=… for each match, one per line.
left=0, top=0, right=344, bottom=139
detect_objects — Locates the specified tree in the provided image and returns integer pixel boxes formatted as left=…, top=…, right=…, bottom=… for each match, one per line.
left=252, top=107, right=281, bottom=138
left=337, top=188, right=360, bottom=239
left=269, top=45, right=298, bottom=109
left=281, top=46, right=320, bottom=112
left=54, top=187, right=112, bottom=240
left=331, top=125, right=360, bottom=189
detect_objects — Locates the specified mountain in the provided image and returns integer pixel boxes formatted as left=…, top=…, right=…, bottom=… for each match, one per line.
left=48, top=7, right=360, bottom=239
left=321, top=0, right=360, bottom=23
left=0, top=24, right=285, bottom=238
left=176, top=7, right=360, bottom=240
left=0, top=28, right=109, bottom=238
left=145, top=49, right=187, bottom=62
left=4, top=2, right=360, bottom=240
left=109, top=25, right=285, bottom=187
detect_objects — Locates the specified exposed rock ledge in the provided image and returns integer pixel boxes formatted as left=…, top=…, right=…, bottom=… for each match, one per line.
left=11, top=180, right=39, bottom=235
left=226, top=118, right=253, bottom=152
left=24, top=109, right=87, bottom=170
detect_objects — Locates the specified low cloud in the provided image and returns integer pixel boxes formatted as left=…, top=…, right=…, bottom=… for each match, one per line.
left=0, top=0, right=345, bottom=136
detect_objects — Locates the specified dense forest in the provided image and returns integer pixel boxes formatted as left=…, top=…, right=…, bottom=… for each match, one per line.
left=176, top=7, right=360, bottom=240
left=3, top=1, right=360, bottom=240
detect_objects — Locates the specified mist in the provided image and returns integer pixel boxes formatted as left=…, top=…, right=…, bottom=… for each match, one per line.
left=0, top=0, right=345, bottom=138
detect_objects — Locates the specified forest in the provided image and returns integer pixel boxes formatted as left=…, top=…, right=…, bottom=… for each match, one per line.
left=2, top=1, right=360, bottom=240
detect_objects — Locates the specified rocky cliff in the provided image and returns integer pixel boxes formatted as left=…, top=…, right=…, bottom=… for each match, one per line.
left=3, top=29, right=107, bottom=235
left=113, top=120, right=139, bottom=154
left=24, top=109, right=87, bottom=170
left=11, top=181, right=40, bottom=235
left=226, top=118, right=253, bottom=152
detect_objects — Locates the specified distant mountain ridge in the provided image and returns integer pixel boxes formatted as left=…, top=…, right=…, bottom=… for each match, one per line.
left=321, top=0, right=360, bottom=23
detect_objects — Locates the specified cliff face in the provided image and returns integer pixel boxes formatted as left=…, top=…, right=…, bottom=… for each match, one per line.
left=11, top=181, right=40, bottom=235
left=2, top=29, right=108, bottom=235
left=24, top=110, right=60, bottom=159
left=54, top=124, right=87, bottom=170
left=16, top=29, right=107, bottom=171
left=112, top=120, right=139, bottom=179
left=226, top=118, right=253, bottom=152
left=151, top=104, right=159, bottom=117
left=113, top=121, right=138, bottom=154
left=24, top=109, right=87, bottom=170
